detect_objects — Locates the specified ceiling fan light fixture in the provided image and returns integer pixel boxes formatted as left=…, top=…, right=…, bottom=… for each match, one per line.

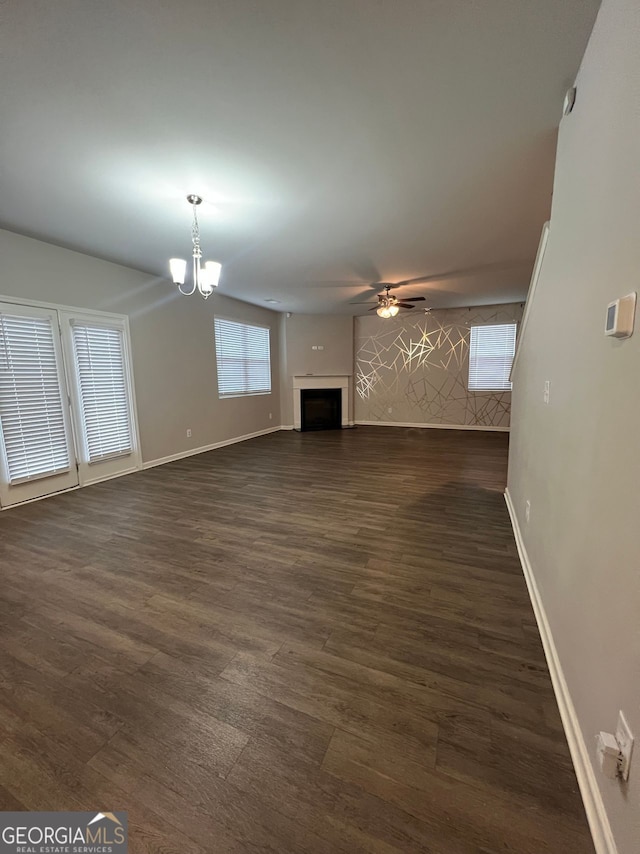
left=377, top=305, right=391, bottom=318
left=388, top=304, right=399, bottom=317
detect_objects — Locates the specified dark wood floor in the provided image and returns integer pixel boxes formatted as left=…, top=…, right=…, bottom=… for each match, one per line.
left=0, top=427, right=593, bottom=853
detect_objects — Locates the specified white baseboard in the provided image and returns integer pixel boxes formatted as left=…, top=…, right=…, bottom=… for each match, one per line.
left=504, top=488, right=617, bottom=854
left=0, top=464, right=142, bottom=511
left=355, top=420, right=509, bottom=432
left=82, top=465, right=140, bottom=487
left=280, top=423, right=355, bottom=431
left=142, top=425, right=282, bottom=470
left=2, top=428, right=283, bottom=509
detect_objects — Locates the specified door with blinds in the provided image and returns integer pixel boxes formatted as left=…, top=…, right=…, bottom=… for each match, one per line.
left=60, top=312, right=140, bottom=485
left=0, top=304, right=79, bottom=507
left=0, top=303, right=140, bottom=509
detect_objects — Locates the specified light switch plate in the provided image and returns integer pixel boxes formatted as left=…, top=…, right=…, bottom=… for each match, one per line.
left=616, top=711, right=634, bottom=781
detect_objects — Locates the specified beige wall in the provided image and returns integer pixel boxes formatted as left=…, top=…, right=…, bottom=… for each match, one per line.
left=507, top=1, right=639, bottom=851
left=279, top=313, right=354, bottom=426
left=355, top=304, right=522, bottom=429
left=0, top=229, right=280, bottom=464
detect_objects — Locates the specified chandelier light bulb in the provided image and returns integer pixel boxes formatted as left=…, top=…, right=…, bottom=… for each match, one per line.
left=198, top=265, right=213, bottom=298
left=169, top=258, right=187, bottom=285
left=377, top=305, right=391, bottom=318
left=205, top=260, right=222, bottom=289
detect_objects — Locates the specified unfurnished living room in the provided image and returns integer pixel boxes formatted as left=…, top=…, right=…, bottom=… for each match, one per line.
left=0, top=1, right=637, bottom=853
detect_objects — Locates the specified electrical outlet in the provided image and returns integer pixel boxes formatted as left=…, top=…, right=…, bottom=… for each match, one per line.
left=616, top=711, right=634, bottom=781
left=525, top=500, right=531, bottom=523
left=186, top=429, right=192, bottom=438
left=269, top=412, right=272, bottom=420
left=387, top=407, right=392, bottom=414
left=543, top=380, right=551, bottom=404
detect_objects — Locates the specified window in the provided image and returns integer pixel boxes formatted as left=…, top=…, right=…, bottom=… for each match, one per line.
left=214, top=317, right=271, bottom=397
left=468, top=323, right=517, bottom=391
left=71, top=322, right=133, bottom=462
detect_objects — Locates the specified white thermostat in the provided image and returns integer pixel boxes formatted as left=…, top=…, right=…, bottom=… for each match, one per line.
left=605, top=292, right=636, bottom=338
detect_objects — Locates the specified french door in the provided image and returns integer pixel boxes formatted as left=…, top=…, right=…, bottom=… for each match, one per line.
left=59, top=313, right=140, bottom=486
left=0, top=305, right=79, bottom=506
left=0, top=301, right=140, bottom=508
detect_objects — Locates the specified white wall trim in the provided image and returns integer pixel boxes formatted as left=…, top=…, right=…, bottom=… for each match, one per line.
left=504, top=488, right=617, bottom=854
left=0, top=465, right=141, bottom=511
left=280, top=423, right=355, bottom=431
left=1, top=427, right=283, bottom=509
left=141, top=425, right=282, bottom=469
left=510, top=221, right=549, bottom=381
left=82, top=465, right=140, bottom=487
left=355, top=420, right=509, bottom=432
left=0, top=292, right=130, bottom=321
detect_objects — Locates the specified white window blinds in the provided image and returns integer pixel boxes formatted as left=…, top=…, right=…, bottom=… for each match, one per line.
left=214, top=318, right=271, bottom=397
left=72, top=323, right=133, bottom=462
left=468, top=323, right=517, bottom=391
left=0, top=314, right=70, bottom=483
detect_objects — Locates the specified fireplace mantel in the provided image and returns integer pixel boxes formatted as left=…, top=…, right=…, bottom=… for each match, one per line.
left=292, top=375, right=352, bottom=430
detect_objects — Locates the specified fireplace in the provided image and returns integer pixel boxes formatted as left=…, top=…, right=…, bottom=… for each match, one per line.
left=300, top=388, right=342, bottom=431
left=292, top=374, right=351, bottom=430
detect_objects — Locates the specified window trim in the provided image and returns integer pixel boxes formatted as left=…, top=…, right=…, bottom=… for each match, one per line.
left=467, top=322, right=517, bottom=393
left=213, top=315, right=272, bottom=399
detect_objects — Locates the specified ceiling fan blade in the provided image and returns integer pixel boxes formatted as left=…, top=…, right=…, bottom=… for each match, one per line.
left=401, top=296, right=426, bottom=302
left=304, top=281, right=368, bottom=288
left=368, top=305, right=379, bottom=311
left=350, top=300, right=378, bottom=305
left=348, top=257, right=382, bottom=284
left=397, top=302, right=416, bottom=309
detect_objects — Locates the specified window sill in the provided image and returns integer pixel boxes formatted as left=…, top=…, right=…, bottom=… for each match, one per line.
left=218, top=391, right=272, bottom=400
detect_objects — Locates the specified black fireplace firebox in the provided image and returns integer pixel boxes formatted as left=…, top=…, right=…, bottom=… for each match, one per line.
left=300, top=388, right=342, bottom=431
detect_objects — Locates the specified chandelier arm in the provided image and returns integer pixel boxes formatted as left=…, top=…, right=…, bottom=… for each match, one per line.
left=177, top=281, right=197, bottom=296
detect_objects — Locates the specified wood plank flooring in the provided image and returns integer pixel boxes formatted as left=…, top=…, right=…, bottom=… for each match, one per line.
left=0, top=427, right=594, bottom=853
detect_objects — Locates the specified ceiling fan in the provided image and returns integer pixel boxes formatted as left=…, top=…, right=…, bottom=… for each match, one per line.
left=353, top=284, right=426, bottom=318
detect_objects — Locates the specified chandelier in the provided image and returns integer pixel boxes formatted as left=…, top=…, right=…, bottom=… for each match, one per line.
left=169, top=195, right=222, bottom=300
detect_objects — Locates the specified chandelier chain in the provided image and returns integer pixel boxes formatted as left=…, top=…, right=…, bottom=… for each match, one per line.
left=191, top=203, right=202, bottom=258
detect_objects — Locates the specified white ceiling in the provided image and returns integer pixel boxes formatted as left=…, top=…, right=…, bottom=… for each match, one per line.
left=0, top=0, right=599, bottom=315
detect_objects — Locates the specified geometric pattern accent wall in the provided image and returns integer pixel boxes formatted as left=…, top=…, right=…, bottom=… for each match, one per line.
left=355, top=303, right=523, bottom=429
